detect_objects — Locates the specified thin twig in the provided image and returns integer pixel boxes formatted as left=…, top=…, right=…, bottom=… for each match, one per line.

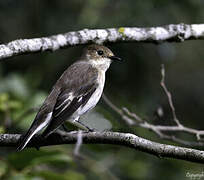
left=102, top=94, right=135, bottom=125
left=160, top=64, right=182, bottom=126
left=102, top=65, right=204, bottom=147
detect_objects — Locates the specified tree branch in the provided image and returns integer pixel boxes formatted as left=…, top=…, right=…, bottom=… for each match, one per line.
left=102, top=65, right=204, bottom=147
left=1, top=131, right=204, bottom=164
left=1, top=23, right=204, bottom=60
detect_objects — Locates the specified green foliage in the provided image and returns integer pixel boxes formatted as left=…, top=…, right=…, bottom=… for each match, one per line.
left=0, top=148, right=80, bottom=179
left=0, top=74, right=29, bottom=101
left=0, top=93, right=22, bottom=112
left=8, top=149, right=72, bottom=170
left=33, top=170, right=85, bottom=180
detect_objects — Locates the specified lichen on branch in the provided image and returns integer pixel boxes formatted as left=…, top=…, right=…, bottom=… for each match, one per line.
left=1, top=23, right=204, bottom=60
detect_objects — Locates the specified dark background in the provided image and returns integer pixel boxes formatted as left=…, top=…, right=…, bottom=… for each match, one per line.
left=0, top=0, right=203, bottom=179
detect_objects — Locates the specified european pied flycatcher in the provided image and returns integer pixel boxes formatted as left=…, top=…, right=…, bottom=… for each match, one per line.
left=17, top=44, right=121, bottom=151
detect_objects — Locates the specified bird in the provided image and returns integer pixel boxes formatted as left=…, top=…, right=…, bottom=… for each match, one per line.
left=17, top=44, right=121, bottom=151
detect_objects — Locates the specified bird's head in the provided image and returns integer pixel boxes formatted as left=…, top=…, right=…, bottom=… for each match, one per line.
left=81, top=44, right=121, bottom=70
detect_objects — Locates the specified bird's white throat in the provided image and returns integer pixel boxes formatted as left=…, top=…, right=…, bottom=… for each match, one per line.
left=89, top=58, right=111, bottom=71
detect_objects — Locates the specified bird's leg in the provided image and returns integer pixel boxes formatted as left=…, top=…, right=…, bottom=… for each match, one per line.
left=70, top=119, right=94, bottom=132
left=77, top=121, right=94, bottom=132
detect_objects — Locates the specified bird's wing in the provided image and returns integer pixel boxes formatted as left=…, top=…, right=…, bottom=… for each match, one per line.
left=41, top=62, right=98, bottom=137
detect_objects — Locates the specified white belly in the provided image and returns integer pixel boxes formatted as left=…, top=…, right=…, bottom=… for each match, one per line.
left=72, top=71, right=105, bottom=120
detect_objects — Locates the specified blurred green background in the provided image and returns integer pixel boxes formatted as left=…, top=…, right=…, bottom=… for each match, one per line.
left=0, top=0, right=204, bottom=179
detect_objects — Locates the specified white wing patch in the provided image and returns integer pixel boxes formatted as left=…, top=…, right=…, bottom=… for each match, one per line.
left=55, top=103, right=70, bottom=117
left=55, top=97, right=70, bottom=110
left=54, top=92, right=74, bottom=117
left=78, top=96, right=83, bottom=102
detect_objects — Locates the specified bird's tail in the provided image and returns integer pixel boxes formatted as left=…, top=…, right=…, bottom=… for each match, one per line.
left=16, top=128, right=37, bottom=151
left=17, top=112, right=53, bottom=151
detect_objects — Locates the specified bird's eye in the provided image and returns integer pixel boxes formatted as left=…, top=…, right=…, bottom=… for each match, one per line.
left=97, top=50, right=104, bottom=56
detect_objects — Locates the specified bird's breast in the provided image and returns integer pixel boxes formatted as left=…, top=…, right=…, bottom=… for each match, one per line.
left=78, top=70, right=105, bottom=116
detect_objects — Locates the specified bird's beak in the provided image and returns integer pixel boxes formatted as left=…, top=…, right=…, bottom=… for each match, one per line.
left=109, top=56, right=122, bottom=61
